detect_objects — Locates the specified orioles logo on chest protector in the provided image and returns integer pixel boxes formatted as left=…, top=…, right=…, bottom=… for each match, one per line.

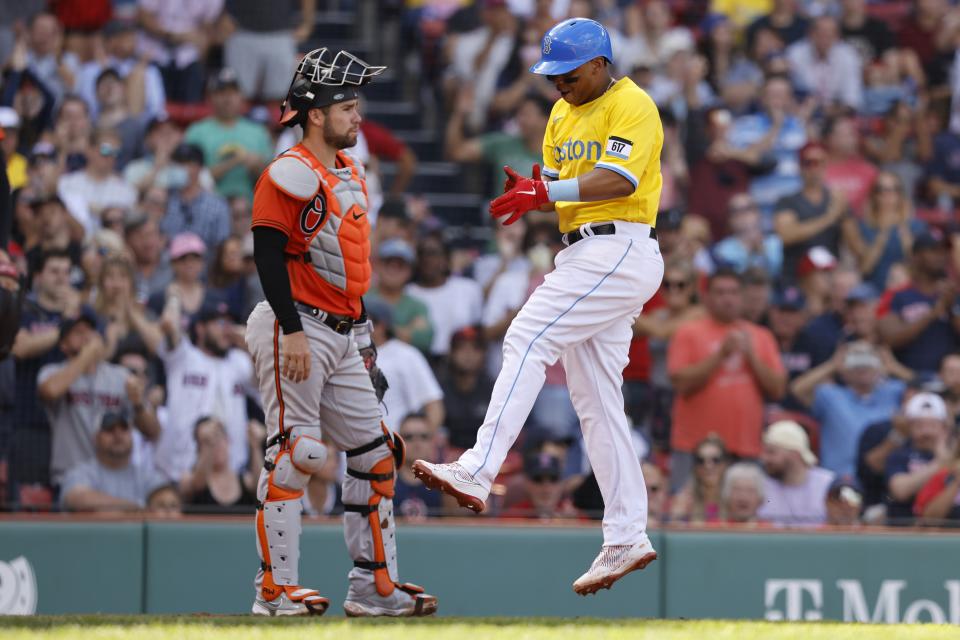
left=299, top=193, right=328, bottom=236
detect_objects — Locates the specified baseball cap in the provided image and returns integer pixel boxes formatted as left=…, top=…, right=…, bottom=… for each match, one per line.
left=450, top=325, right=485, bottom=350
left=912, top=230, right=948, bottom=253
left=100, top=411, right=130, bottom=432
left=95, top=67, right=122, bottom=88
left=194, top=295, right=234, bottom=324
left=0, top=106, right=20, bottom=129
left=797, top=246, right=837, bottom=279
left=169, top=232, right=206, bottom=260
left=28, top=141, right=57, bottom=164
left=171, top=143, right=205, bottom=165
left=103, top=19, right=136, bottom=38
left=59, top=306, right=101, bottom=341
left=378, top=239, right=415, bottom=264
left=904, top=392, right=948, bottom=421
left=845, top=283, right=878, bottom=304
left=209, top=67, right=241, bottom=92
left=772, top=286, right=806, bottom=311
left=842, top=342, right=882, bottom=370
left=827, top=476, right=863, bottom=507
left=523, top=451, right=562, bottom=482
left=364, top=297, right=393, bottom=328
left=657, top=208, right=683, bottom=231
left=763, top=420, right=817, bottom=466
left=799, top=142, right=828, bottom=165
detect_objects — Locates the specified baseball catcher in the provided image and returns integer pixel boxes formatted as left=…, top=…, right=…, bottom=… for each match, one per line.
left=245, top=48, right=437, bottom=617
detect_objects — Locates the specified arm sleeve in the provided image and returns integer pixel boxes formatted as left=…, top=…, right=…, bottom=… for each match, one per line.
left=252, top=226, right=303, bottom=335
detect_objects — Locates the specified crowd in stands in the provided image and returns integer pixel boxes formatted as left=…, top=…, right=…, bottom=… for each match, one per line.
left=1, top=0, right=960, bottom=529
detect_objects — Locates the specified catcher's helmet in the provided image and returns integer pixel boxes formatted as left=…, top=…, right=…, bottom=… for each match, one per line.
left=529, top=19, right=613, bottom=76
left=279, top=48, right=386, bottom=128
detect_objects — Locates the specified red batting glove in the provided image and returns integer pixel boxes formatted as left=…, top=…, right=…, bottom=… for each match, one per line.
left=490, top=164, right=548, bottom=225
left=501, top=164, right=542, bottom=193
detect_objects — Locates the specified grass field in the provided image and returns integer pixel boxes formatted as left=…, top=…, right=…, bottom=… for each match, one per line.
left=0, top=617, right=953, bottom=640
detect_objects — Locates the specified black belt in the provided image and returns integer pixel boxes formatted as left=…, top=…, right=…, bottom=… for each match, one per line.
left=562, top=223, right=657, bottom=246
left=294, top=301, right=355, bottom=335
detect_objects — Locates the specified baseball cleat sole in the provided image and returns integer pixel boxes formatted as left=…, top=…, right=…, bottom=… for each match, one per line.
left=573, top=551, right=658, bottom=596
left=411, top=460, right=485, bottom=513
left=343, top=594, right=438, bottom=617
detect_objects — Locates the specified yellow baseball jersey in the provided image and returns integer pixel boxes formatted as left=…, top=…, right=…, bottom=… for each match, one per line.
left=542, top=77, right=663, bottom=233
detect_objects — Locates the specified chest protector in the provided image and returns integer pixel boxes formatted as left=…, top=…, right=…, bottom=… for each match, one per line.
left=269, top=144, right=372, bottom=314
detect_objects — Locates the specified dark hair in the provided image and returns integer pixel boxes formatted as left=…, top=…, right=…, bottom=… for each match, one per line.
left=37, top=248, right=72, bottom=272
left=400, top=411, right=429, bottom=428
left=56, top=94, right=90, bottom=119
left=193, top=415, right=226, bottom=442
left=520, top=93, right=554, bottom=119
left=707, top=266, right=742, bottom=288
left=208, top=236, right=244, bottom=289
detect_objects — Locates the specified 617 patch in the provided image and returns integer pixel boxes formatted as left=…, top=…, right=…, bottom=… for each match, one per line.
left=605, top=136, right=633, bottom=160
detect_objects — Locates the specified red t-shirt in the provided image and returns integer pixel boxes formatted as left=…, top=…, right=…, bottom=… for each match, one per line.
left=623, top=288, right=666, bottom=382
left=668, top=316, right=785, bottom=457
left=360, top=121, right=408, bottom=161
left=824, top=158, right=878, bottom=216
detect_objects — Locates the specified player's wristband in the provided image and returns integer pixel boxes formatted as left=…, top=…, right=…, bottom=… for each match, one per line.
left=546, top=178, right=580, bottom=203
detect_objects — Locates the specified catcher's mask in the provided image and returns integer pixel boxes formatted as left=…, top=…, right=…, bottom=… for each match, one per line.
left=279, top=48, right=386, bottom=128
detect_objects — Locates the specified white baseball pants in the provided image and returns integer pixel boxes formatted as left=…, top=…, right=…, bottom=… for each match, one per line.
left=458, top=221, right=664, bottom=545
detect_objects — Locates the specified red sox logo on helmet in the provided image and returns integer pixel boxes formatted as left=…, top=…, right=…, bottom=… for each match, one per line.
left=299, top=193, right=328, bottom=236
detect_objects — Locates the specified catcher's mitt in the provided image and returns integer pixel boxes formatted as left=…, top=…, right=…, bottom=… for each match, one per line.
left=369, top=364, right=389, bottom=403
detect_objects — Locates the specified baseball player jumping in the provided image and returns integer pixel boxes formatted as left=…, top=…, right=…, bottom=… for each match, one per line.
left=413, top=19, right=665, bottom=595
left=245, top=48, right=437, bottom=617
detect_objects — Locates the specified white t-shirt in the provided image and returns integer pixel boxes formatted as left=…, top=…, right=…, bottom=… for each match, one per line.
left=482, top=267, right=531, bottom=378
left=57, top=171, right=137, bottom=237
left=406, top=277, right=483, bottom=356
left=758, top=466, right=835, bottom=527
left=377, top=338, right=443, bottom=431
left=137, top=0, right=224, bottom=68
left=153, top=337, right=255, bottom=481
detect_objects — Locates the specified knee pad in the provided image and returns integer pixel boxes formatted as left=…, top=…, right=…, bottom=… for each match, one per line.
left=290, top=431, right=327, bottom=475
left=267, top=426, right=325, bottom=495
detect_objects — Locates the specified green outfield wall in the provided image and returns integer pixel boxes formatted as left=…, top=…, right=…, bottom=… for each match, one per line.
left=1, top=520, right=958, bottom=622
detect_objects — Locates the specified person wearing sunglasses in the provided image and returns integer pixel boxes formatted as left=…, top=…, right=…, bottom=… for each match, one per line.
left=670, top=434, right=729, bottom=524
left=842, top=171, right=925, bottom=290
left=633, top=256, right=704, bottom=450
left=393, top=413, right=442, bottom=520
left=414, top=17, right=665, bottom=596
left=773, top=141, right=849, bottom=286
left=56, top=129, right=137, bottom=238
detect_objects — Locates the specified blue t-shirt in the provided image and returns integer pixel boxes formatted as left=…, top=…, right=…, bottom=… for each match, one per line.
left=728, top=112, right=806, bottom=216
left=856, top=420, right=893, bottom=508
left=885, top=445, right=934, bottom=524
left=856, top=218, right=927, bottom=290
left=888, top=287, right=958, bottom=375
left=796, top=312, right=844, bottom=369
left=927, top=132, right=960, bottom=185
left=812, top=379, right=905, bottom=477
left=711, top=234, right=784, bottom=279
left=394, top=476, right=441, bottom=518
left=13, top=296, right=64, bottom=431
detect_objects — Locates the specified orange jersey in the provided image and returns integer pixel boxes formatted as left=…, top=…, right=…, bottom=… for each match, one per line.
left=252, top=144, right=372, bottom=318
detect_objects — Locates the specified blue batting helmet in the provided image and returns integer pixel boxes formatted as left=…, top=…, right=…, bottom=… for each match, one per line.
left=529, top=18, right=614, bottom=76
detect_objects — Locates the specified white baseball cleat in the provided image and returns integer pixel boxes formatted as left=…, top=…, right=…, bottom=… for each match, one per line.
left=343, top=582, right=438, bottom=617
left=411, top=460, right=487, bottom=513
left=251, top=587, right=329, bottom=616
left=572, top=540, right=658, bottom=596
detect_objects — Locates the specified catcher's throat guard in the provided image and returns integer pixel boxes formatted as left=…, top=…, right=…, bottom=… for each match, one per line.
left=279, top=48, right=386, bottom=128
